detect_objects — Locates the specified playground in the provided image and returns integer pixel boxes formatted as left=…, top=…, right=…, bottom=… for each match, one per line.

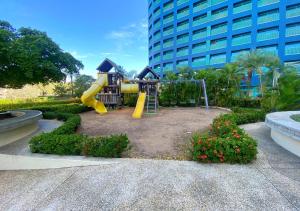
left=78, top=107, right=225, bottom=159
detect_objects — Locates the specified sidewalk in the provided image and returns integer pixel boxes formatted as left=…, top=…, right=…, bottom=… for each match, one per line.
left=0, top=122, right=299, bottom=210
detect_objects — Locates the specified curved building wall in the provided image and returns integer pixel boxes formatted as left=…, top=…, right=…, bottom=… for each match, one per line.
left=148, top=0, right=300, bottom=77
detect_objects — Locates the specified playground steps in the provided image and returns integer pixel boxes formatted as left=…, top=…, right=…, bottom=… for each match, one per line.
left=145, top=85, right=158, bottom=114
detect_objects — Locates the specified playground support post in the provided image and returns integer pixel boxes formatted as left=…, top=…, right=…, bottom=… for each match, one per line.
left=201, top=79, right=209, bottom=110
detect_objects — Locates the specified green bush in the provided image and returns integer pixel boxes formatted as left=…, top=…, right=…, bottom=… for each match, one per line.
left=231, top=98, right=261, bottom=108
left=123, top=94, right=138, bottom=107
left=192, top=132, right=257, bottom=164
left=29, top=103, right=90, bottom=114
left=29, top=111, right=129, bottom=158
left=192, top=108, right=262, bottom=164
left=0, top=99, right=81, bottom=112
left=82, top=134, right=129, bottom=157
left=30, top=134, right=84, bottom=155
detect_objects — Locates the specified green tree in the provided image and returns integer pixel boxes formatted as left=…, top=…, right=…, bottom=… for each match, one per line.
left=74, top=74, right=95, bottom=97
left=276, top=66, right=300, bottom=110
left=61, top=52, right=84, bottom=96
left=237, top=50, right=280, bottom=97
left=0, top=20, right=83, bottom=88
left=53, top=82, right=70, bottom=97
left=222, top=63, right=243, bottom=97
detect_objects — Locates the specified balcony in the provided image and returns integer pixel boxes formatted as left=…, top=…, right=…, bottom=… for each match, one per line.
left=163, top=16, right=174, bottom=25
left=210, top=39, right=226, bottom=50
left=285, top=43, right=300, bottom=55
left=211, top=0, right=226, bottom=6
left=232, top=18, right=251, bottom=30
left=177, top=22, right=189, bottom=31
left=176, top=61, right=189, bottom=68
left=177, top=0, right=189, bottom=6
left=286, top=6, right=300, bottom=19
left=192, top=29, right=207, bottom=40
left=286, top=25, right=300, bottom=37
left=211, top=10, right=228, bottom=21
left=193, top=1, right=209, bottom=13
left=153, top=56, right=161, bottom=63
left=210, top=54, right=226, bottom=65
left=177, top=9, right=190, bottom=19
left=153, top=0, right=161, bottom=7
left=211, top=24, right=227, bottom=36
left=177, top=48, right=189, bottom=57
left=193, top=16, right=208, bottom=27
left=153, top=9, right=161, bottom=19
left=258, top=0, right=279, bottom=7
left=153, top=33, right=161, bottom=41
left=257, top=30, right=279, bottom=42
left=163, top=40, right=174, bottom=48
left=163, top=28, right=174, bottom=36
left=231, top=51, right=249, bottom=62
left=192, top=57, right=206, bottom=67
left=153, top=44, right=161, bottom=52
left=192, top=43, right=207, bottom=54
left=258, top=46, right=278, bottom=55
left=163, top=63, right=173, bottom=72
left=233, top=2, right=252, bottom=14
left=232, top=34, right=251, bottom=46
left=163, top=2, right=174, bottom=12
left=163, top=53, right=173, bottom=60
left=177, top=36, right=189, bottom=45
left=258, top=12, right=279, bottom=24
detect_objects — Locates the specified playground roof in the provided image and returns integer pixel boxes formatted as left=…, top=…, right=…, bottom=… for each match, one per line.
left=97, top=58, right=123, bottom=73
left=137, top=66, right=160, bottom=80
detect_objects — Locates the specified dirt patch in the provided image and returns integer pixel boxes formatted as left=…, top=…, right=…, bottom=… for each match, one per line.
left=78, top=107, right=226, bottom=160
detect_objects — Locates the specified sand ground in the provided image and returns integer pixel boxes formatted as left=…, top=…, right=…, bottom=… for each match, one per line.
left=78, top=107, right=226, bottom=159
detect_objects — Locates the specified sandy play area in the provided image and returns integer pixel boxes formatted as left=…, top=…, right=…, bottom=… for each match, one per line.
left=78, top=107, right=226, bottom=159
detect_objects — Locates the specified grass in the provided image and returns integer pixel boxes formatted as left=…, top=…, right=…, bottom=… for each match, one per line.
left=291, top=114, right=300, bottom=122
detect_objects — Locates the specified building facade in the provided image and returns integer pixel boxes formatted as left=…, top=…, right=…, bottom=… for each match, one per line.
left=148, top=0, right=300, bottom=77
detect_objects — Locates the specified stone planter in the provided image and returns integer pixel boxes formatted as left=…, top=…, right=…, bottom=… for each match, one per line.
left=265, top=111, right=300, bottom=157
left=0, top=110, right=42, bottom=147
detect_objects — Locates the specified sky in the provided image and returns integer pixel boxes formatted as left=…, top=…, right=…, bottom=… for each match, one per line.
left=0, top=0, right=149, bottom=78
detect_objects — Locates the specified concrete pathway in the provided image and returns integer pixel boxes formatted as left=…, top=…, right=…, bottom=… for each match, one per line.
left=0, top=123, right=299, bottom=210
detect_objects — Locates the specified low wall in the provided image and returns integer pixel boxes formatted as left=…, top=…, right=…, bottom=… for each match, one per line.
left=265, top=111, right=300, bottom=157
left=0, top=110, right=42, bottom=147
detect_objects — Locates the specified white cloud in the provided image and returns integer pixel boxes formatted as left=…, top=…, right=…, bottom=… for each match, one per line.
left=106, top=19, right=148, bottom=53
left=69, top=51, right=96, bottom=60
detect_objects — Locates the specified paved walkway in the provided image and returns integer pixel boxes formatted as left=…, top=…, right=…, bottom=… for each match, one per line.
left=0, top=123, right=299, bottom=210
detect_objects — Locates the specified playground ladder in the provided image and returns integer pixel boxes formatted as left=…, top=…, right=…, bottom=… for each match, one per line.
left=146, top=84, right=158, bottom=114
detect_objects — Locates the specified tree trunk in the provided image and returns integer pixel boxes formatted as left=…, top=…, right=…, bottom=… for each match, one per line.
left=70, top=74, right=73, bottom=97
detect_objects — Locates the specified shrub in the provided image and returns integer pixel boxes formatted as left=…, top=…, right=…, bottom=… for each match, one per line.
left=82, top=134, right=129, bottom=158
left=29, top=111, right=129, bottom=158
left=123, top=94, right=138, bottom=107
left=30, top=134, right=84, bottom=155
left=192, top=132, right=257, bottom=164
left=29, top=103, right=90, bottom=114
left=0, top=99, right=81, bottom=112
left=192, top=108, right=263, bottom=164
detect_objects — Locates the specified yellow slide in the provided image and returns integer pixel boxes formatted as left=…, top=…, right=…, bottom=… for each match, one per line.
left=81, top=74, right=108, bottom=114
left=132, top=92, right=146, bottom=119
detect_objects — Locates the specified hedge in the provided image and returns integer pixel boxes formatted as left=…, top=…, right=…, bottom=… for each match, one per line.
left=29, top=111, right=129, bottom=158
left=0, top=99, right=81, bottom=112
left=192, top=108, right=264, bottom=164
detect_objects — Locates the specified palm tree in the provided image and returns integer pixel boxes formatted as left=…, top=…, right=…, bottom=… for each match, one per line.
left=237, top=50, right=280, bottom=97
left=222, top=63, right=243, bottom=97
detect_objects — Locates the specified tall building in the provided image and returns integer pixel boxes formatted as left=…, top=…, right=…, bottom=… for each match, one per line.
left=148, top=0, right=300, bottom=77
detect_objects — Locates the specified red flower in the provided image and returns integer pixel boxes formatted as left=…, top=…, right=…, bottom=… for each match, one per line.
left=200, top=154, right=208, bottom=159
